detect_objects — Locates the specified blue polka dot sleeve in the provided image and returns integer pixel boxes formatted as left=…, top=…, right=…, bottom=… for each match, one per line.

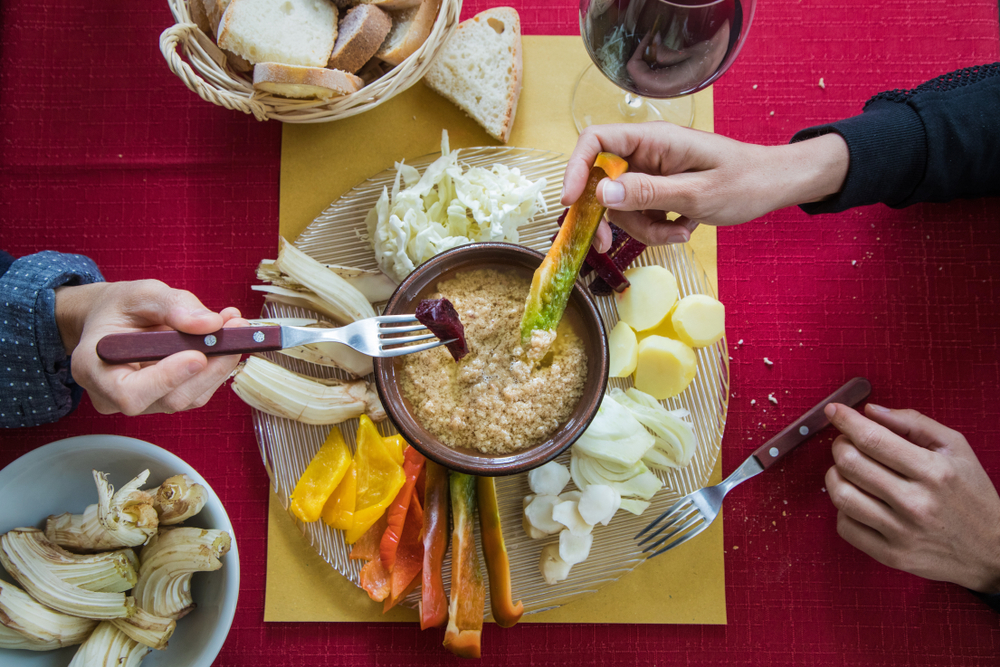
left=0, top=251, right=104, bottom=428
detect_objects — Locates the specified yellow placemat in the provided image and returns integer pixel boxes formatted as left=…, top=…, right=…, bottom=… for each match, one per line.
left=267, top=35, right=724, bottom=625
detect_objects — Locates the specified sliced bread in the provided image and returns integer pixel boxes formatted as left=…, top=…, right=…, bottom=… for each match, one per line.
left=375, top=0, right=441, bottom=66
left=218, top=0, right=339, bottom=68
left=328, top=5, right=393, bottom=74
left=189, top=0, right=215, bottom=36
left=253, top=62, right=364, bottom=100
left=204, top=0, right=231, bottom=36
left=423, top=7, right=523, bottom=143
left=356, top=0, right=421, bottom=10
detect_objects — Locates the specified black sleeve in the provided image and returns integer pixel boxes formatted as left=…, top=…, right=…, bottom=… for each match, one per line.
left=791, top=63, right=1000, bottom=214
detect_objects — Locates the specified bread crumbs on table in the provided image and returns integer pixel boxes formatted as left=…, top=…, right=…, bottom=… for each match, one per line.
left=750, top=399, right=756, bottom=405
left=818, top=77, right=825, bottom=89
left=768, top=393, right=777, bottom=404
left=763, top=357, right=773, bottom=366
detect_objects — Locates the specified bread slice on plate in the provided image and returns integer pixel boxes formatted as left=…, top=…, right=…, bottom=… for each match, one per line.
left=423, top=7, right=523, bottom=143
left=219, top=0, right=339, bottom=68
left=375, top=0, right=441, bottom=66
left=253, top=62, right=364, bottom=100
left=328, top=5, right=393, bottom=74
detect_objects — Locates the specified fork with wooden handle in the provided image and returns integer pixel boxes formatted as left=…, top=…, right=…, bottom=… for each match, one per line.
left=635, top=377, right=873, bottom=558
left=95, top=315, right=454, bottom=364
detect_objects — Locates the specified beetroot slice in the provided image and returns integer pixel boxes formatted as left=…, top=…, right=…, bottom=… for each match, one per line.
left=415, top=298, right=468, bottom=361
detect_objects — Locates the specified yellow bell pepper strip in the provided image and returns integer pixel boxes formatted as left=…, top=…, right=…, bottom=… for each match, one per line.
left=383, top=494, right=424, bottom=613
left=520, top=152, right=629, bottom=347
left=420, top=460, right=449, bottom=630
left=289, top=425, right=352, bottom=523
left=344, top=415, right=406, bottom=544
left=383, top=434, right=406, bottom=466
left=320, top=461, right=356, bottom=531
left=476, top=476, right=523, bottom=628
left=380, top=446, right=426, bottom=571
left=443, top=472, right=485, bottom=659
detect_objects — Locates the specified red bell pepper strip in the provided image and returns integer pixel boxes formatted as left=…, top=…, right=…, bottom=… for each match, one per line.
left=443, top=472, right=485, bottom=659
left=476, top=476, right=524, bottom=628
left=383, top=494, right=424, bottom=612
left=420, top=460, right=449, bottom=630
left=380, top=446, right=425, bottom=571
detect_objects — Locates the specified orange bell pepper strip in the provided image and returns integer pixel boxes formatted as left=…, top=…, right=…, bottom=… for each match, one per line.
left=443, top=472, right=484, bottom=659
left=359, top=557, right=392, bottom=602
left=476, top=476, right=523, bottom=628
left=320, top=461, right=356, bottom=531
left=349, top=512, right=388, bottom=561
left=350, top=513, right=392, bottom=602
left=289, top=426, right=352, bottom=523
left=520, top=152, right=629, bottom=346
left=383, top=494, right=424, bottom=613
left=380, top=446, right=426, bottom=571
left=345, top=415, right=406, bottom=544
left=420, top=460, right=449, bottom=630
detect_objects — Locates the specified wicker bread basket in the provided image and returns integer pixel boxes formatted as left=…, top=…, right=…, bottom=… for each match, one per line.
left=161, top=0, right=462, bottom=123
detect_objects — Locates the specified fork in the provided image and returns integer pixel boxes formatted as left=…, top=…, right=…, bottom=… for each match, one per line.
left=635, top=376, right=872, bottom=559
left=95, top=315, right=454, bottom=364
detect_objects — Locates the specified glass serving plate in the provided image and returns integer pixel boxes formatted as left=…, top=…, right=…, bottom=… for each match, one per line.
left=254, top=146, right=729, bottom=619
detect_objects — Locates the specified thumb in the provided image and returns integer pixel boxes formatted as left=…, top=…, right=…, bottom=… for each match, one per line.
left=597, top=173, right=679, bottom=213
left=121, top=280, right=224, bottom=334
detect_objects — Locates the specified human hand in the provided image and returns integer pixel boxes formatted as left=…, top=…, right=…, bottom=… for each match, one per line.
left=55, top=280, right=248, bottom=416
left=560, top=122, right=850, bottom=252
left=824, top=403, right=1000, bottom=594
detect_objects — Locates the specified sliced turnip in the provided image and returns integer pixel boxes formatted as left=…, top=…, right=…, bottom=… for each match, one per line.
left=551, top=501, right=593, bottom=536
left=540, top=543, right=572, bottom=585
left=528, top=461, right=570, bottom=496
left=524, top=495, right=563, bottom=535
left=521, top=495, right=546, bottom=539
left=578, top=485, right=621, bottom=526
left=559, top=530, right=593, bottom=566
left=558, top=490, right=582, bottom=503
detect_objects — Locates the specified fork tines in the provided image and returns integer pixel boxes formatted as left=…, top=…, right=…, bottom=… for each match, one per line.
left=375, top=315, right=453, bottom=357
left=635, top=498, right=709, bottom=559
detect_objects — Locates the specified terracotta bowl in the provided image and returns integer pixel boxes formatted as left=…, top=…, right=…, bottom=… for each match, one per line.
left=373, top=242, right=609, bottom=477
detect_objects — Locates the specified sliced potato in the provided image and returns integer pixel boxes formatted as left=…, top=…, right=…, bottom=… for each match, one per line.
left=614, top=266, right=679, bottom=332
left=633, top=336, right=697, bottom=399
left=671, top=294, right=725, bottom=348
left=636, top=309, right=680, bottom=342
left=608, top=321, right=638, bottom=377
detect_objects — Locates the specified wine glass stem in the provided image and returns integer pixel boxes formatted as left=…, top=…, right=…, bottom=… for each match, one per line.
left=623, top=93, right=644, bottom=112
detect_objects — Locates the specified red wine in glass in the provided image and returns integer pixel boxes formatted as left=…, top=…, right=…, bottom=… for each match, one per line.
left=573, top=0, right=755, bottom=129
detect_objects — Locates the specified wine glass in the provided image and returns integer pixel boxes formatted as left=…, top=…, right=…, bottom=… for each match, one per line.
left=573, top=0, right=757, bottom=131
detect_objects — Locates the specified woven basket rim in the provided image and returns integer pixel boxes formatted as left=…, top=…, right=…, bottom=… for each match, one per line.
left=162, top=0, right=462, bottom=123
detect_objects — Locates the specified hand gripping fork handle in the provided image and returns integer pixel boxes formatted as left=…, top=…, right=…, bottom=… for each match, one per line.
left=635, top=377, right=872, bottom=559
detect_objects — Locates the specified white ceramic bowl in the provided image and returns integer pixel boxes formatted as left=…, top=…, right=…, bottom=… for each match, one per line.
left=0, top=435, right=239, bottom=666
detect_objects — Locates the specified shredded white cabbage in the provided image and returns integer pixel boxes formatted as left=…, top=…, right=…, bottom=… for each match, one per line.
left=365, top=131, right=548, bottom=282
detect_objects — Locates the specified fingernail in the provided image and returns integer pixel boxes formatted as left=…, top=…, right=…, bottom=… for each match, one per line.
left=666, top=234, right=687, bottom=244
left=190, top=309, right=212, bottom=318
left=868, top=403, right=891, bottom=412
left=186, top=361, right=203, bottom=375
left=603, top=180, right=625, bottom=206
left=824, top=403, right=837, bottom=419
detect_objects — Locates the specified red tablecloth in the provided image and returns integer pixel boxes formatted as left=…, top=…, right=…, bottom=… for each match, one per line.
left=2, top=1, right=999, bottom=665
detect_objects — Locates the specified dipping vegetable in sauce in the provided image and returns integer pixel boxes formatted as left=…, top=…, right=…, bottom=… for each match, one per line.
left=400, top=268, right=588, bottom=455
